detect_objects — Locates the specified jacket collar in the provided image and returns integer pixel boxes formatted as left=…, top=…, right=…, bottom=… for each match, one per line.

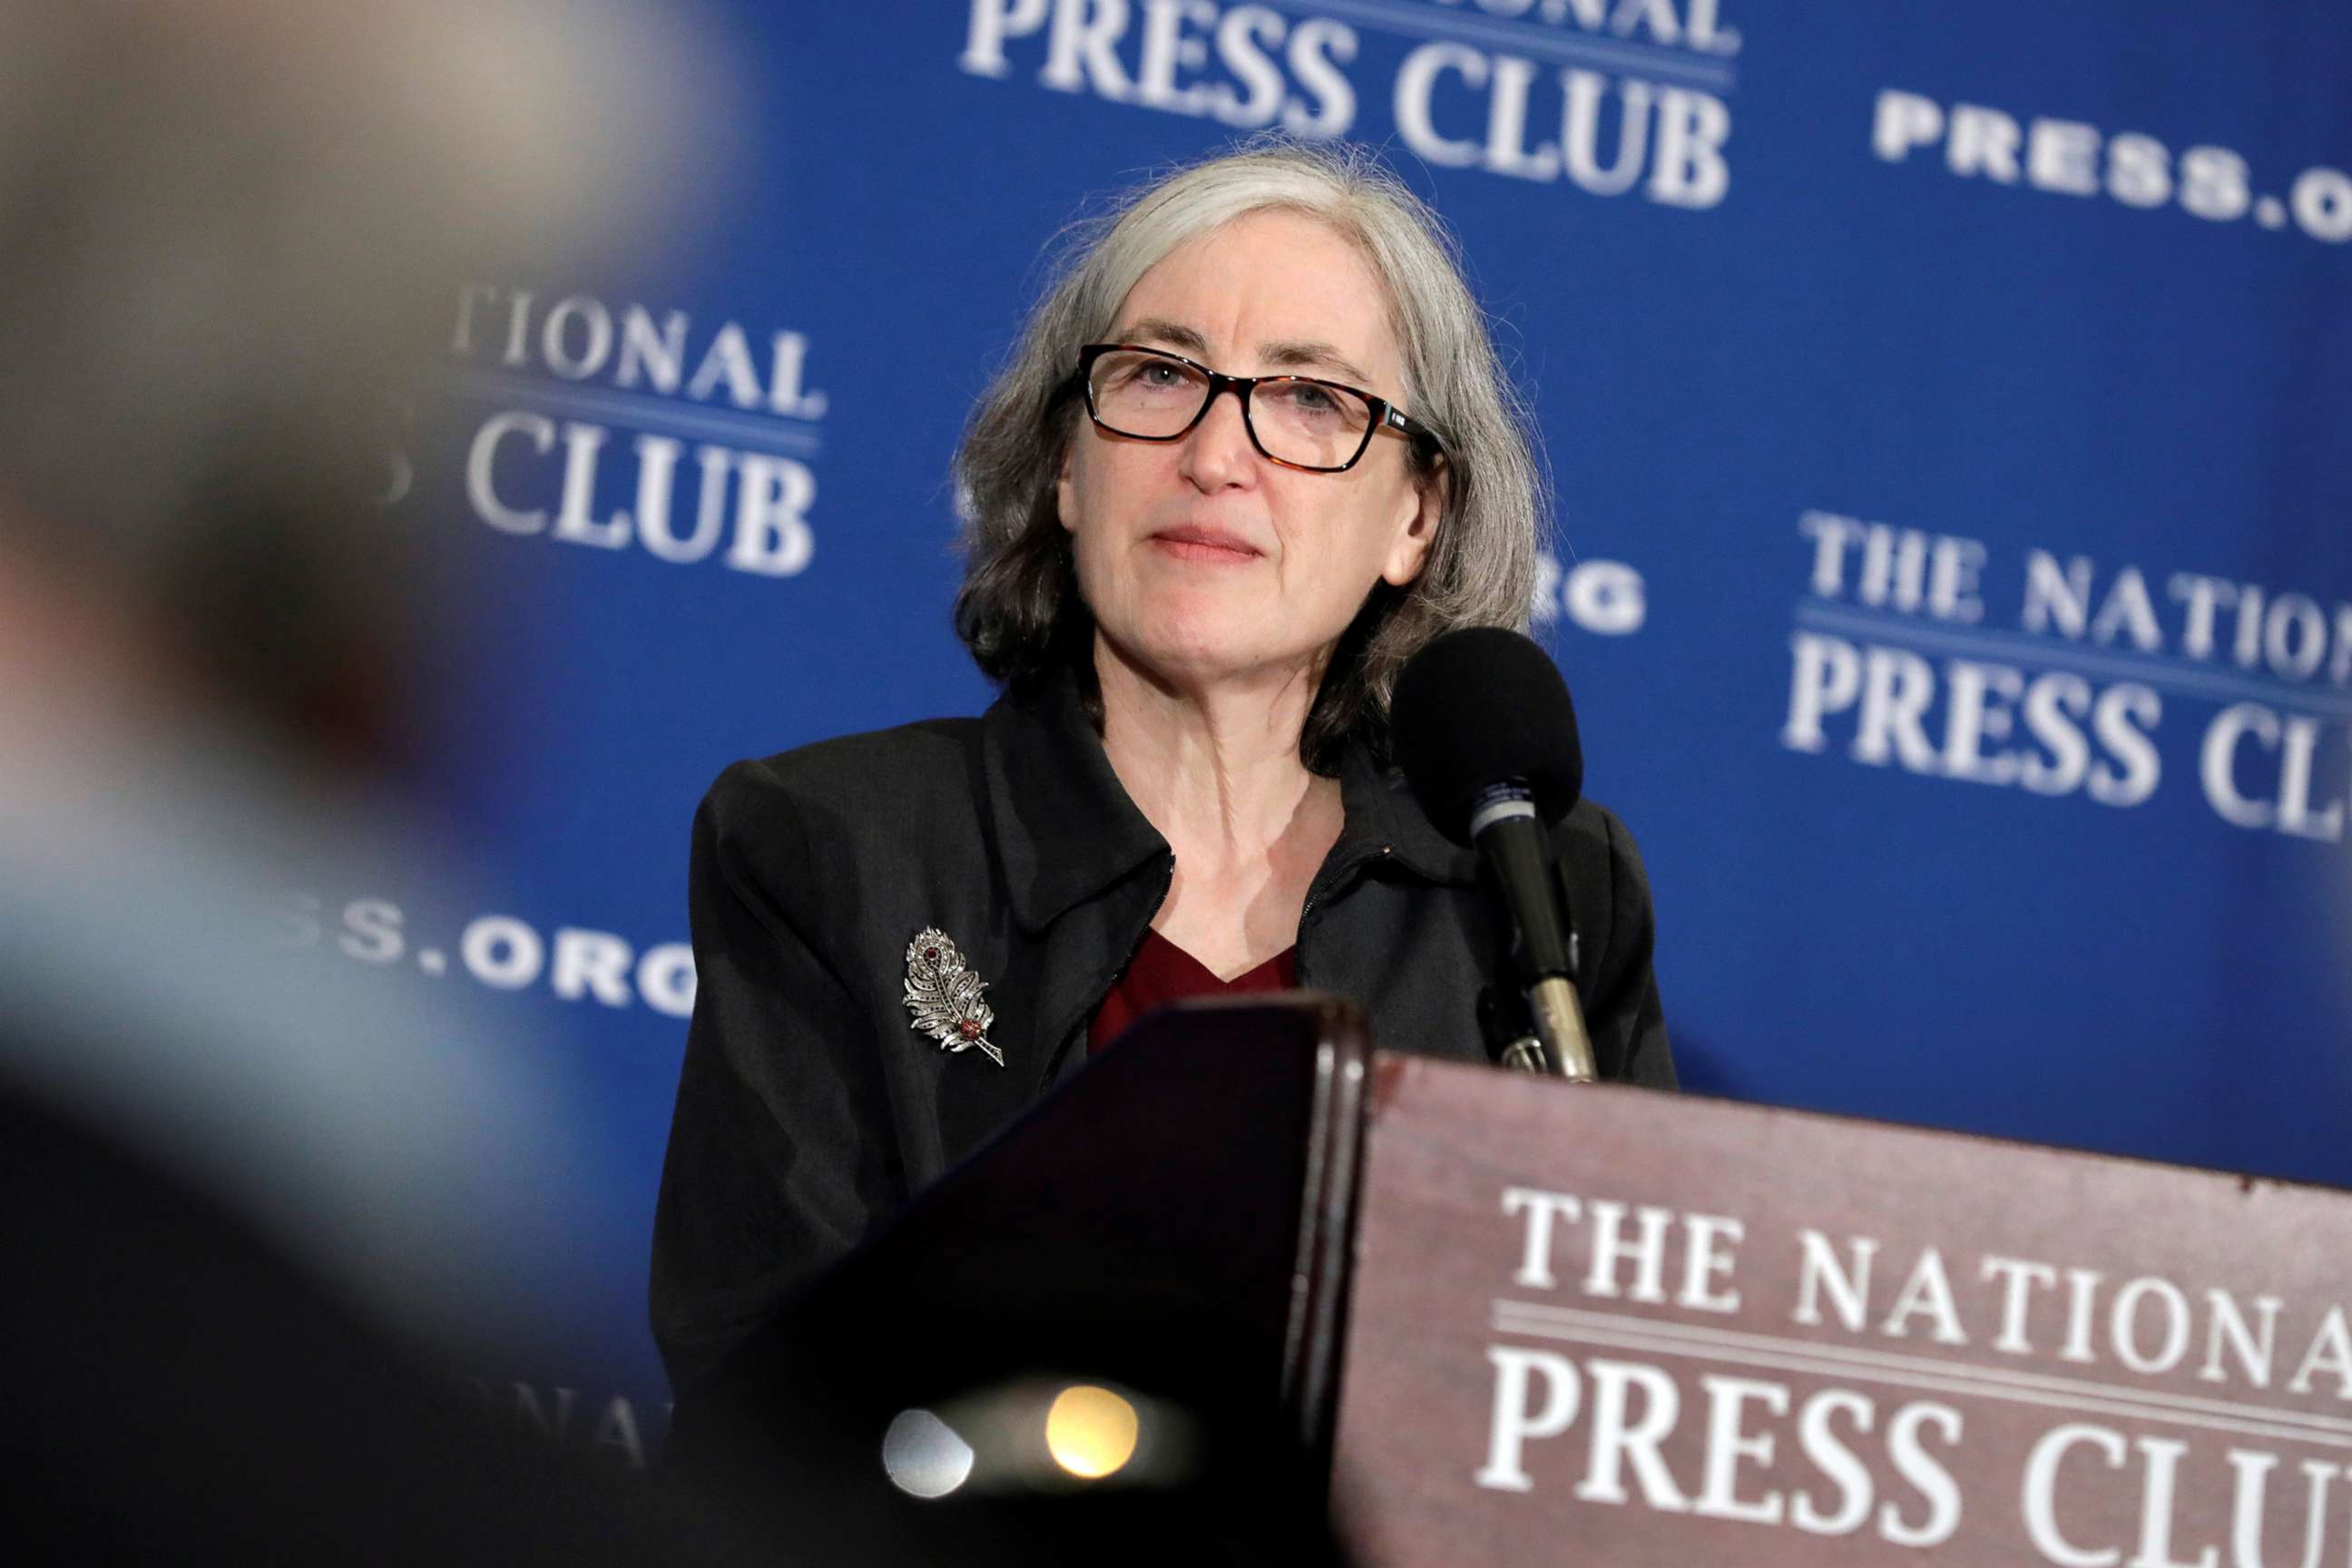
left=1330, top=734, right=1478, bottom=887
left=982, top=670, right=1166, bottom=935
left=981, top=665, right=1475, bottom=935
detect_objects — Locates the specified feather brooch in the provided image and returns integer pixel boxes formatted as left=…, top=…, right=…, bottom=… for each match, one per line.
left=902, top=927, right=1003, bottom=1067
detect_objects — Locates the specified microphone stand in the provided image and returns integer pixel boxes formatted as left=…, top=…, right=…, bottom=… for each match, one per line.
left=1478, top=985, right=1548, bottom=1074
left=1524, top=975, right=1597, bottom=1083
left=1478, top=974, right=1594, bottom=1080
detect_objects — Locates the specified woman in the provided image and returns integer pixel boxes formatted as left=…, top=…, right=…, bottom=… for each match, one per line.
left=650, top=142, right=1673, bottom=1398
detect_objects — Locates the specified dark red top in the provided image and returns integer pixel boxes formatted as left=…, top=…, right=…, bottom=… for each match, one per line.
left=1087, top=928, right=1298, bottom=1057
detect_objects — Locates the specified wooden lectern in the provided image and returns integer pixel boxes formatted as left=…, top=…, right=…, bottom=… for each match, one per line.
left=674, top=996, right=2352, bottom=1567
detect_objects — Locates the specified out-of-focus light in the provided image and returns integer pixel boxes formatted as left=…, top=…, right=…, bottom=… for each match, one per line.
left=880, top=1408, right=974, bottom=1499
left=1044, top=1384, right=1139, bottom=1480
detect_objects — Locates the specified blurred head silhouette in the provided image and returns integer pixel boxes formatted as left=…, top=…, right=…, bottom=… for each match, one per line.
left=0, top=8, right=740, bottom=1560
left=0, top=0, right=700, bottom=774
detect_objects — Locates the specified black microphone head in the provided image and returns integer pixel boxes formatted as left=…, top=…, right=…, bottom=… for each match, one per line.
left=1391, top=627, right=1583, bottom=844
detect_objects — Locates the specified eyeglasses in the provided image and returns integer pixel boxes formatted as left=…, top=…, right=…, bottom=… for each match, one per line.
left=1075, top=343, right=1442, bottom=474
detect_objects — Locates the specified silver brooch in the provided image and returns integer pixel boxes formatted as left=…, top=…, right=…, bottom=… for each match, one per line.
left=902, top=927, right=1003, bottom=1067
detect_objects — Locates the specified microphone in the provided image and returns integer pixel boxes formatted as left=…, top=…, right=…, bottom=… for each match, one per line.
left=1392, top=628, right=1597, bottom=1082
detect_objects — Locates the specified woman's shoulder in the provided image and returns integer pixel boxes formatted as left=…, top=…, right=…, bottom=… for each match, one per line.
left=1550, top=796, right=1654, bottom=908
left=704, top=717, right=985, bottom=817
left=695, top=716, right=997, bottom=872
left=688, top=717, right=1006, bottom=946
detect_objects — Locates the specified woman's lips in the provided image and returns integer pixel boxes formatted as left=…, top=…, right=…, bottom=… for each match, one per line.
left=1149, top=525, right=1261, bottom=564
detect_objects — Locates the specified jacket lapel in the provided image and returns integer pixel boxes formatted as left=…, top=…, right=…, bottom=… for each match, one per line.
left=980, top=671, right=1168, bottom=936
left=929, top=671, right=1168, bottom=1165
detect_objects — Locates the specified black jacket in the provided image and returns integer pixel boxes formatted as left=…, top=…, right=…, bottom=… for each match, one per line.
left=649, top=671, right=1673, bottom=1394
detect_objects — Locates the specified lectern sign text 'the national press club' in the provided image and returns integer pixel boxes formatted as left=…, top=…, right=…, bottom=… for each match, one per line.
left=1334, top=1061, right=2352, bottom=1568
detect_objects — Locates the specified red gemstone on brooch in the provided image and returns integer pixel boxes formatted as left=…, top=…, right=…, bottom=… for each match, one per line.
left=957, top=1018, right=981, bottom=1040
left=924, top=947, right=940, bottom=961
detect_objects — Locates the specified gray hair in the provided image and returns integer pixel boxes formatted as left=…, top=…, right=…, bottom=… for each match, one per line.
left=952, top=139, right=1544, bottom=770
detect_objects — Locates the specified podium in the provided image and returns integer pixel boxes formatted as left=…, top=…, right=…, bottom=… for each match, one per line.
left=673, top=997, right=2352, bottom=1567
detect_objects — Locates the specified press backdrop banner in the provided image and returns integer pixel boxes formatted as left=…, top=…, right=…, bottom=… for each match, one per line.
left=296, top=0, right=2351, bottom=1459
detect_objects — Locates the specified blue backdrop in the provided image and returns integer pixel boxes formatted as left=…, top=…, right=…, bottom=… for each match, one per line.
left=348, top=0, right=2352, bottom=1460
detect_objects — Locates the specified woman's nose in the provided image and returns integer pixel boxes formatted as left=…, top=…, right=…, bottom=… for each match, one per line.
left=1176, top=384, right=1259, bottom=489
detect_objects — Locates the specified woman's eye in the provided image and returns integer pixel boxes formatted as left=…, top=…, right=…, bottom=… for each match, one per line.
left=1116, top=359, right=1191, bottom=394
left=1276, top=382, right=1343, bottom=418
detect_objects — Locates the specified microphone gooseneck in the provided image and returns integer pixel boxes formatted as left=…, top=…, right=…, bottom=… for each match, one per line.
left=1394, top=630, right=1598, bottom=1083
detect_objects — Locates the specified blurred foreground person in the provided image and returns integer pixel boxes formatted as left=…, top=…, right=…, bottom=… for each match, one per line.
left=0, top=4, right=758, bottom=1562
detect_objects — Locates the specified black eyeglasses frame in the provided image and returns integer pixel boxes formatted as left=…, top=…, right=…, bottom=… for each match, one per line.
left=1074, top=342, right=1443, bottom=474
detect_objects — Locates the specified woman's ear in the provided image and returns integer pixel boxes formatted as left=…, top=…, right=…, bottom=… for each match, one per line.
left=1056, top=446, right=1077, bottom=535
left=1380, top=455, right=1448, bottom=588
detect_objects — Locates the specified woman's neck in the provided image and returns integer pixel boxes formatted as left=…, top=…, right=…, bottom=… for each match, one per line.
left=1093, top=632, right=1344, bottom=975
